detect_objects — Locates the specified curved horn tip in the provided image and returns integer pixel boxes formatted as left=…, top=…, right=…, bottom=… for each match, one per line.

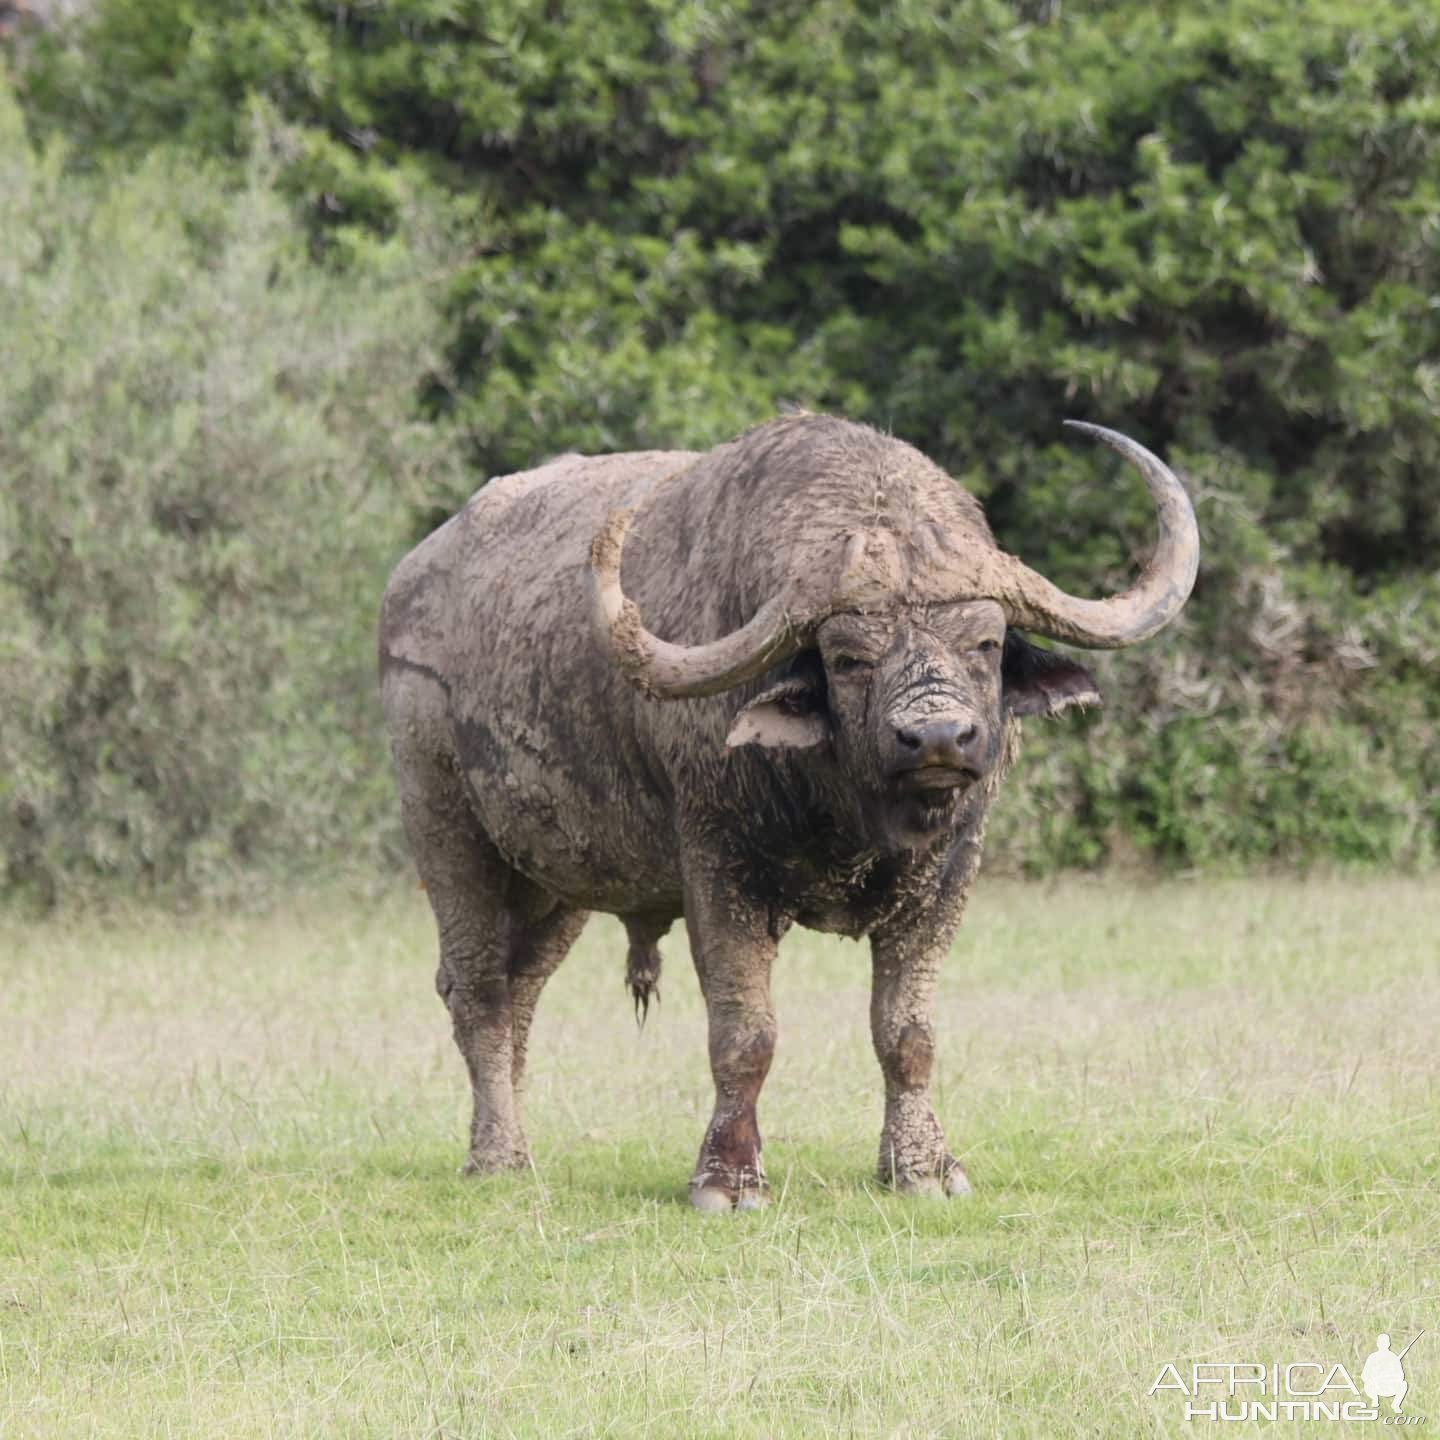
left=1062, top=418, right=1146, bottom=454
left=992, top=418, right=1198, bottom=650
left=586, top=500, right=807, bottom=701
left=589, top=507, right=634, bottom=572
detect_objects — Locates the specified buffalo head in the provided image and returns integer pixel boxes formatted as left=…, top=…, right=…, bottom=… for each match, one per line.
left=588, top=420, right=1197, bottom=848
left=724, top=601, right=1100, bottom=846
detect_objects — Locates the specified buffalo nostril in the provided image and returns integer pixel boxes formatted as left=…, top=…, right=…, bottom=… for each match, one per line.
left=895, top=719, right=979, bottom=766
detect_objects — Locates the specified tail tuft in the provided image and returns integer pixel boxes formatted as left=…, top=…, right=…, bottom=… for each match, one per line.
left=625, top=940, right=662, bottom=1027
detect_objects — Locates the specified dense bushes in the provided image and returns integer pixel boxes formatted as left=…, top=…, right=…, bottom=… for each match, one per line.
left=0, top=82, right=463, bottom=903
left=2, top=0, right=1437, bottom=901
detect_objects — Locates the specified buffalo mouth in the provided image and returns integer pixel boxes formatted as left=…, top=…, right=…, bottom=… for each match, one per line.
left=881, top=765, right=977, bottom=845
left=892, top=765, right=978, bottom=796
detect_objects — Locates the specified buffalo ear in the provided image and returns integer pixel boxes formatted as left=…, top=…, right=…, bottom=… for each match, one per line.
left=726, top=676, right=829, bottom=750
left=1002, top=633, right=1102, bottom=718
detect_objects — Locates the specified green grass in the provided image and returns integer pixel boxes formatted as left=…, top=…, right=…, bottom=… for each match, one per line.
left=2, top=878, right=1438, bottom=1437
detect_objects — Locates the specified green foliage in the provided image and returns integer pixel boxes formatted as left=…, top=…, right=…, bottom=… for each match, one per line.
left=21, top=1, right=1440, bottom=557
left=5, top=0, right=1439, bottom=894
left=0, top=81, right=463, bottom=903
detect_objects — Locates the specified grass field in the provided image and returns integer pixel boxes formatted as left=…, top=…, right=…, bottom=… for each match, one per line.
left=2, top=877, right=1438, bottom=1437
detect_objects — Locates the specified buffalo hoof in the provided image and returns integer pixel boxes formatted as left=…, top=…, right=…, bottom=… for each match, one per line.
left=689, top=1183, right=768, bottom=1214
left=690, top=1185, right=734, bottom=1213
left=943, top=1163, right=972, bottom=1197
left=897, top=1174, right=946, bottom=1199
left=891, top=1159, right=971, bottom=1199
left=460, top=1147, right=529, bottom=1178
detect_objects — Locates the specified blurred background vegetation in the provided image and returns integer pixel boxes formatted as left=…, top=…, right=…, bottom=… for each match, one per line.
left=1, top=0, right=1436, bottom=908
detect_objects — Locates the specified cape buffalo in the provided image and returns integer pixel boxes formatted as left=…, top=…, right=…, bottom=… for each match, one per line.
left=380, top=413, right=1197, bottom=1209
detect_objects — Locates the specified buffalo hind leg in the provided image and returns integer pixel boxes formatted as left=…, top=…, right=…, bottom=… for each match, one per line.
left=510, top=904, right=589, bottom=1093
left=683, top=854, right=777, bottom=1212
left=413, top=836, right=526, bottom=1174
left=431, top=870, right=585, bottom=1175
left=442, top=892, right=584, bottom=1174
left=870, top=937, right=971, bottom=1198
left=385, top=667, right=574, bottom=1175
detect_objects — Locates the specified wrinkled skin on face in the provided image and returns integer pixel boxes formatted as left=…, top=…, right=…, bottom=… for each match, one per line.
left=726, top=599, right=1101, bottom=853
left=819, top=601, right=1007, bottom=848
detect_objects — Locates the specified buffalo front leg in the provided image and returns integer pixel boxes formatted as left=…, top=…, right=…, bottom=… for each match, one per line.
left=683, top=856, right=778, bottom=1212
left=870, top=937, right=971, bottom=1197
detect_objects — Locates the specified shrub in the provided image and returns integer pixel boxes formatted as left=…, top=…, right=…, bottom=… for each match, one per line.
left=7, top=0, right=1439, bottom=884
left=0, top=79, right=464, bottom=904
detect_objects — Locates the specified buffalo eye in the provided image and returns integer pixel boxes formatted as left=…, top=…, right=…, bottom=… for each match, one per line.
left=974, top=638, right=1000, bottom=655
